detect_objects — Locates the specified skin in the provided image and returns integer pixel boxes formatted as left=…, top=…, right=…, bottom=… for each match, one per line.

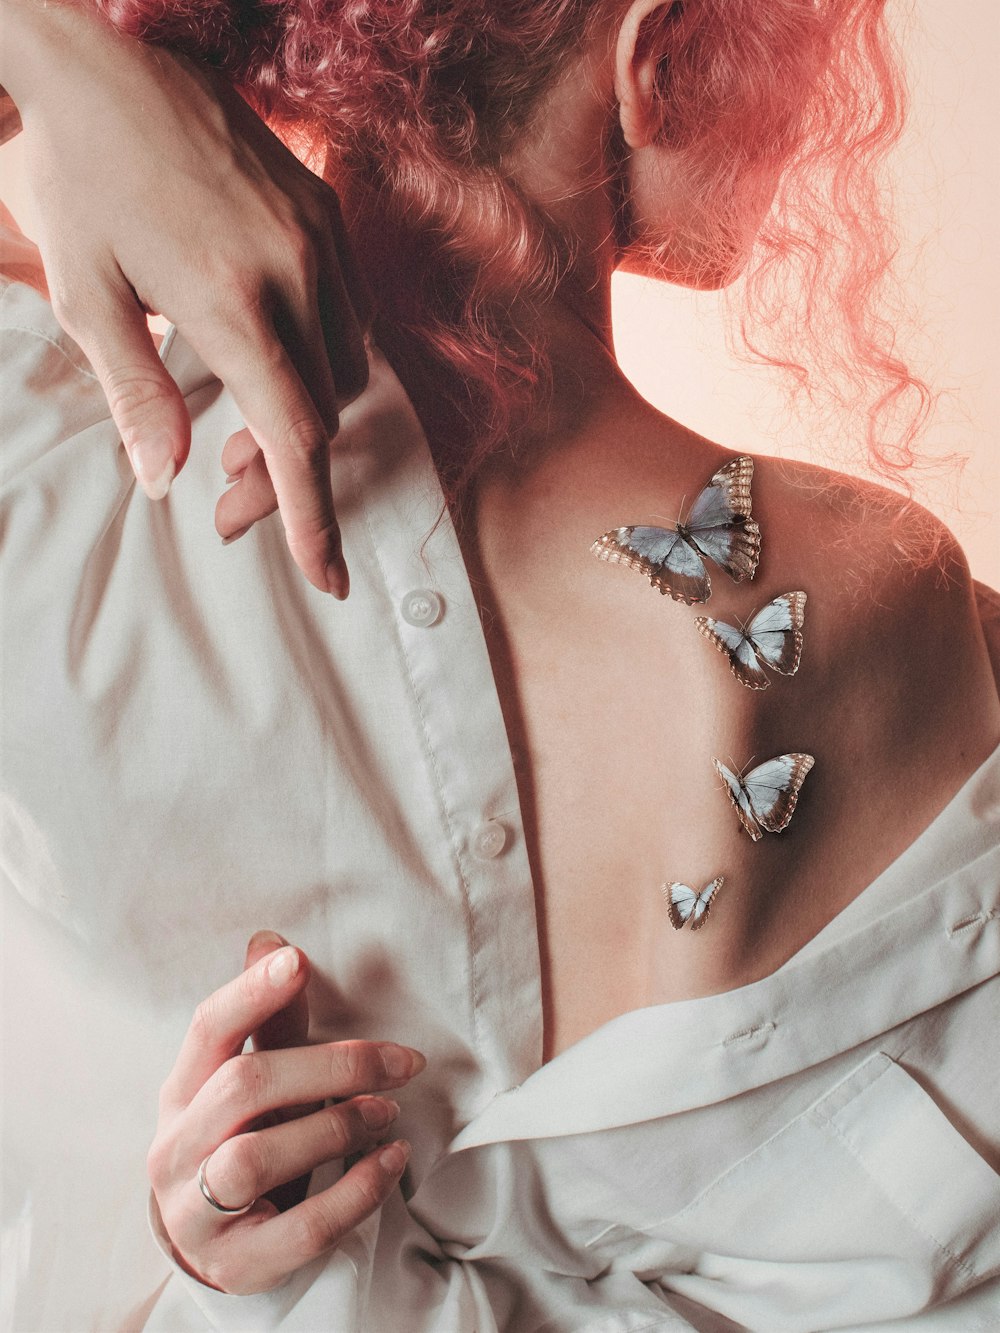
left=458, top=12, right=1000, bottom=1054
left=148, top=931, right=423, bottom=1292
left=4, top=0, right=999, bottom=1296
left=0, top=0, right=369, bottom=597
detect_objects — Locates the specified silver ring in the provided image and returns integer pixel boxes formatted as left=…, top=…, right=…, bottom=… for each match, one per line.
left=197, top=1155, right=255, bottom=1216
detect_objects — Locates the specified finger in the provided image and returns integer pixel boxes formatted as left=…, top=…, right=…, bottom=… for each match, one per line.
left=320, top=187, right=375, bottom=344
left=216, top=448, right=277, bottom=541
left=269, top=272, right=341, bottom=433
left=64, top=276, right=192, bottom=500
left=197, top=322, right=348, bottom=598
left=224, top=1141, right=410, bottom=1295
left=242, top=932, right=309, bottom=1052
left=241, top=932, right=317, bottom=1211
left=221, top=427, right=261, bottom=481
left=313, top=226, right=369, bottom=412
left=200, top=1095, right=400, bottom=1212
left=183, top=1041, right=425, bottom=1156
left=160, top=946, right=309, bottom=1115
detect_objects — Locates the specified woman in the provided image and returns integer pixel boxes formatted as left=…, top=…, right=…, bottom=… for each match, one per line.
left=1, top=0, right=998, bottom=1329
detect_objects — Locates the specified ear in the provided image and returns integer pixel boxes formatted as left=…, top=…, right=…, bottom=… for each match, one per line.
left=614, top=0, right=680, bottom=149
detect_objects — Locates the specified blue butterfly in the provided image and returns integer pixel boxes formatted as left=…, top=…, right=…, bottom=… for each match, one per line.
left=590, top=455, right=761, bottom=604
left=715, top=753, right=815, bottom=841
left=661, top=877, right=724, bottom=931
left=696, top=591, right=806, bottom=690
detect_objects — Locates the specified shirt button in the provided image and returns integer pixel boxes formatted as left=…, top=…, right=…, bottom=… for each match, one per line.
left=400, top=589, right=443, bottom=628
left=472, top=820, right=507, bottom=860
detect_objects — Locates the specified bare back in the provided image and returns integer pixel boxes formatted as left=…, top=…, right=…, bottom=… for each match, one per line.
left=458, top=391, right=1000, bottom=1059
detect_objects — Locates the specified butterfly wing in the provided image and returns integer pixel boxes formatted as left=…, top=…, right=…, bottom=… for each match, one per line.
left=745, top=592, right=806, bottom=677
left=714, top=758, right=763, bottom=840
left=689, top=876, right=724, bottom=930
left=662, top=882, right=698, bottom=930
left=590, top=525, right=710, bottom=603
left=696, top=615, right=770, bottom=690
left=661, top=878, right=725, bottom=931
left=742, top=753, right=815, bottom=834
left=684, top=456, right=761, bottom=585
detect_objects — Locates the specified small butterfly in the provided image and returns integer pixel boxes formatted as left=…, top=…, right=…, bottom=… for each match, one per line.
left=661, top=876, right=725, bottom=931
left=714, top=753, right=815, bottom=842
left=696, top=591, right=807, bottom=691
left=590, top=455, right=761, bottom=604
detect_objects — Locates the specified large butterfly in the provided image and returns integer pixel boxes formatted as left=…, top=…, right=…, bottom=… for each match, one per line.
left=696, top=591, right=807, bottom=690
left=661, top=877, right=724, bottom=931
left=590, top=455, right=761, bottom=604
left=714, top=753, right=815, bottom=841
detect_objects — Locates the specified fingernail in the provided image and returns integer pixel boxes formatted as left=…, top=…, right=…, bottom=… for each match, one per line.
left=378, top=1045, right=425, bottom=1081
left=249, top=930, right=286, bottom=951
left=130, top=434, right=176, bottom=501
left=266, top=947, right=299, bottom=986
left=360, top=1098, right=399, bottom=1130
left=221, top=525, right=252, bottom=547
left=378, top=1141, right=410, bottom=1174
left=326, top=558, right=349, bottom=600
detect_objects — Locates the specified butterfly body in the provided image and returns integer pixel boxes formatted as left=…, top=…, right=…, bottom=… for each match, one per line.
left=661, top=877, right=724, bottom=930
left=697, top=591, right=806, bottom=690
left=715, top=753, right=815, bottom=841
left=591, top=456, right=761, bottom=604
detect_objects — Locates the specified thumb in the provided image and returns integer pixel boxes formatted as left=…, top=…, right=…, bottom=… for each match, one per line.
left=75, top=285, right=192, bottom=499
left=243, top=930, right=311, bottom=1051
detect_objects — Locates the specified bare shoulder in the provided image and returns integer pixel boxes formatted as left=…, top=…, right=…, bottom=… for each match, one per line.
left=751, top=453, right=999, bottom=775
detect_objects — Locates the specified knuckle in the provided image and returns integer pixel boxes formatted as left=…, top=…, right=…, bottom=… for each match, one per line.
left=188, top=997, right=216, bottom=1044
left=322, top=1106, right=352, bottom=1156
left=292, top=1199, right=342, bottom=1261
left=345, top=1160, right=388, bottom=1215
left=277, top=221, right=319, bottom=283
left=102, top=365, right=168, bottom=420
left=214, top=1053, right=266, bottom=1112
left=333, top=1039, right=376, bottom=1091
left=145, top=1136, right=171, bottom=1190
left=274, top=419, right=330, bottom=471
left=204, top=267, right=267, bottom=327
left=215, top=1131, right=267, bottom=1196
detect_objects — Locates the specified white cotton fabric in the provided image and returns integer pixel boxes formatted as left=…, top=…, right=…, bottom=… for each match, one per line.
left=2, top=259, right=999, bottom=1333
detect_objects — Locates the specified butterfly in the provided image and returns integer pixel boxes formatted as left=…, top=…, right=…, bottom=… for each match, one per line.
left=714, top=753, right=815, bottom=841
left=696, top=591, right=807, bottom=690
left=661, top=876, right=724, bottom=931
left=590, top=455, right=761, bottom=604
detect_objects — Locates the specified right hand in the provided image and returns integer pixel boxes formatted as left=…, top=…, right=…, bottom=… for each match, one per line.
left=1, top=0, right=371, bottom=598
left=147, top=943, right=425, bottom=1295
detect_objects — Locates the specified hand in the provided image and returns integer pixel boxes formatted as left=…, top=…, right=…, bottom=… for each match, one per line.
left=0, top=0, right=371, bottom=597
left=147, top=941, right=425, bottom=1295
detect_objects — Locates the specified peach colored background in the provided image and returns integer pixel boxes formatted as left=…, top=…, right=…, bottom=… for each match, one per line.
left=2, top=2, right=996, bottom=585
left=610, top=0, right=999, bottom=588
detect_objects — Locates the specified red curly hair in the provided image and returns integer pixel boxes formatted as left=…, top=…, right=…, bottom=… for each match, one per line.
left=94, top=0, right=929, bottom=497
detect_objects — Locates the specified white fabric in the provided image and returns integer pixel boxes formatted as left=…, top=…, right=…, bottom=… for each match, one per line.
left=2, top=260, right=999, bottom=1333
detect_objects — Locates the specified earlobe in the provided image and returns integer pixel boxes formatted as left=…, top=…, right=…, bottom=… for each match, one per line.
left=614, top=0, right=679, bottom=149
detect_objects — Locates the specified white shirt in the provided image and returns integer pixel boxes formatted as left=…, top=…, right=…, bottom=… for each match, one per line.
left=2, top=245, right=999, bottom=1333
